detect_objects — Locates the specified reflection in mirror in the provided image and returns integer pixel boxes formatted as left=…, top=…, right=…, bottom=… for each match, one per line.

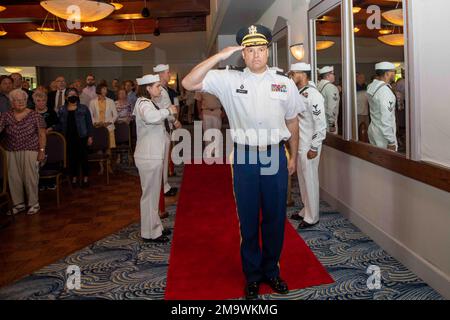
left=353, top=0, right=406, bottom=154
left=276, top=34, right=289, bottom=72
left=315, top=5, right=343, bottom=136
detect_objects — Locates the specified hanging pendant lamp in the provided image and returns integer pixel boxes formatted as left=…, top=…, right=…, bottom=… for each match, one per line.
left=40, top=0, right=115, bottom=23
left=26, top=13, right=82, bottom=46
left=114, top=20, right=151, bottom=51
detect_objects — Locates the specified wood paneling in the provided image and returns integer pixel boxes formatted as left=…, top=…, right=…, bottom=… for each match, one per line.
left=0, top=0, right=209, bottom=38
left=324, top=134, right=450, bottom=193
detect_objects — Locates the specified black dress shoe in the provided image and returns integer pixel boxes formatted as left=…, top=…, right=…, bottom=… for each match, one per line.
left=164, top=187, right=178, bottom=197
left=264, top=277, right=289, bottom=294
left=162, top=229, right=171, bottom=236
left=290, top=213, right=304, bottom=221
left=245, top=282, right=260, bottom=300
left=298, top=220, right=318, bottom=229
left=142, top=235, right=170, bottom=243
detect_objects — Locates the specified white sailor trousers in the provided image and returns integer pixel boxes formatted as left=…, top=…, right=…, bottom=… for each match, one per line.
left=163, top=133, right=172, bottom=193
left=135, top=158, right=164, bottom=240
left=296, top=147, right=322, bottom=224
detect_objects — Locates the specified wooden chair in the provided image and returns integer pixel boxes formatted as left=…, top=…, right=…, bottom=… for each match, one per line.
left=88, top=126, right=111, bottom=184
left=113, top=121, right=133, bottom=167
left=0, top=146, right=13, bottom=227
left=39, top=131, right=70, bottom=207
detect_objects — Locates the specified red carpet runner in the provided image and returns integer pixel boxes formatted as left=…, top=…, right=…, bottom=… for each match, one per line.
left=165, top=164, right=334, bottom=300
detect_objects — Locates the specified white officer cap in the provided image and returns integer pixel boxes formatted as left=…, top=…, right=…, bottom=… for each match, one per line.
left=136, top=74, right=160, bottom=85
left=318, top=66, right=334, bottom=74
left=153, top=64, right=169, bottom=73
left=375, top=61, right=396, bottom=71
left=290, top=63, right=311, bottom=72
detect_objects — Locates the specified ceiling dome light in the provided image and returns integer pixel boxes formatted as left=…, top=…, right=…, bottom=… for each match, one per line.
left=0, top=6, right=6, bottom=12
left=378, top=33, right=404, bottom=46
left=382, top=9, right=404, bottom=26
left=40, top=1, right=115, bottom=23
left=354, top=27, right=360, bottom=33
left=82, top=25, right=98, bottom=32
left=26, top=31, right=82, bottom=46
left=115, top=20, right=151, bottom=51
left=114, top=40, right=151, bottom=51
left=316, top=40, right=335, bottom=51
left=353, top=7, right=361, bottom=14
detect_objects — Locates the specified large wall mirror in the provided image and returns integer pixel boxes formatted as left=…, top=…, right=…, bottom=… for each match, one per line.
left=352, top=0, right=407, bottom=154
left=271, top=17, right=290, bottom=72
left=314, top=4, right=344, bottom=137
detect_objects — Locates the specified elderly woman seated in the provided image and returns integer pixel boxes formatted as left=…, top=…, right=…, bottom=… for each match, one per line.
left=0, top=89, right=47, bottom=215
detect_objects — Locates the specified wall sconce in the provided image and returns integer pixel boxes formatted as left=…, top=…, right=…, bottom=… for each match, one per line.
left=290, top=43, right=305, bottom=61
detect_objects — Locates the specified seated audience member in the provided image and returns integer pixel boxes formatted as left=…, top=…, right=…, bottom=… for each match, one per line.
left=0, top=89, right=46, bottom=215
left=56, top=88, right=93, bottom=187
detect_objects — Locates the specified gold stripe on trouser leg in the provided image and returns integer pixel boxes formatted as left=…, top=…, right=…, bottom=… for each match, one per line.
left=285, top=145, right=293, bottom=206
left=229, top=148, right=243, bottom=249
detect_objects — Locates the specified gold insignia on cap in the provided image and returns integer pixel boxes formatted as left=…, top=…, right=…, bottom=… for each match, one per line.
left=248, top=25, right=257, bottom=35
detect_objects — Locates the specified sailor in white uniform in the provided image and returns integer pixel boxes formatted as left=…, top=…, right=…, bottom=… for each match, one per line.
left=317, top=66, right=340, bottom=134
left=133, top=74, right=178, bottom=243
left=289, top=63, right=327, bottom=228
left=152, top=64, right=180, bottom=196
left=367, top=62, right=398, bottom=151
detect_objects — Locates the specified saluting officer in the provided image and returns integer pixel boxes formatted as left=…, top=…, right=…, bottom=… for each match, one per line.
left=367, top=62, right=398, bottom=151
left=182, top=24, right=304, bottom=300
left=317, top=66, right=340, bottom=133
left=289, top=63, right=327, bottom=229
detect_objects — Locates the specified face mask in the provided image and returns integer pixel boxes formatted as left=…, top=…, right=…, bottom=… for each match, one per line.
left=67, top=96, right=79, bottom=104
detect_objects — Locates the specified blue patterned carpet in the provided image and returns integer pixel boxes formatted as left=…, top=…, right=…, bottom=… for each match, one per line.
left=0, top=165, right=443, bottom=300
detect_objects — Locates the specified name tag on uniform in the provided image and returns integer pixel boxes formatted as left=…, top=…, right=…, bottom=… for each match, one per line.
left=235, top=84, right=248, bottom=95
left=271, top=84, right=287, bottom=93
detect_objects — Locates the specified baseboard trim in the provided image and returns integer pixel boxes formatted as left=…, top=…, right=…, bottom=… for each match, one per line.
left=320, top=187, right=450, bottom=299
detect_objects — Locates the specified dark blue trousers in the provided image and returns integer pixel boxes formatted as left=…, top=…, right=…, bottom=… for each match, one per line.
left=232, top=143, right=288, bottom=283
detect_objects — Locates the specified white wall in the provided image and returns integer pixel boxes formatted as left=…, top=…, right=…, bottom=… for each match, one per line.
left=0, top=32, right=207, bottom=79
left=410, top=0, right=450, bottom=168
left=257, top=0, right=310, bottom=62
left=320, top=146, right=450, bottom=298
left=257, top=0, right=450, bottom=298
